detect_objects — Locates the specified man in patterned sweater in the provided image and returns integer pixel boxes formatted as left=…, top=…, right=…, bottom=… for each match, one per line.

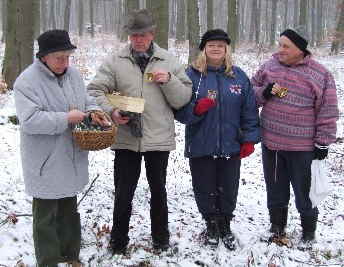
left=252, top=27, right=339, bottom=243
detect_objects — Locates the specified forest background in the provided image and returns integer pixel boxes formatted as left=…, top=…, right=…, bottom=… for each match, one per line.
left=1, top=0, right=344, bottom=89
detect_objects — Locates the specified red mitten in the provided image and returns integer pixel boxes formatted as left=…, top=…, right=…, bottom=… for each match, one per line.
left=194, top=98, right=216, bottom=116
left=240, top=142, right=255, bottom=158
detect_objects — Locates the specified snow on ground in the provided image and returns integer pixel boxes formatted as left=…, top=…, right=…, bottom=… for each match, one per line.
left=0, top=35, right=343, bottom=267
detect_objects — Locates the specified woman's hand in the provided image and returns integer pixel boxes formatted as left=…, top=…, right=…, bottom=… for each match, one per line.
left=193, top=98, right=216, bottom=116
left=67, top=109, right=86, bottom=124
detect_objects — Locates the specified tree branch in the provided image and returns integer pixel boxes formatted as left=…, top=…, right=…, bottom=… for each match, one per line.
left=77, top=173, right=100, bottom=207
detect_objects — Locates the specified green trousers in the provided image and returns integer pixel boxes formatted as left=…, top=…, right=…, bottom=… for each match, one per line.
left=32, top=196, right=81, bottom=267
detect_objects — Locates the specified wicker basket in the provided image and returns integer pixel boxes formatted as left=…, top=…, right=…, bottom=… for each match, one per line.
left=72, top=124, right=117, bottom=151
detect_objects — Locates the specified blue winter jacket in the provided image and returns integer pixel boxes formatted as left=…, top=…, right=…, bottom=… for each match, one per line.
left=175, top=65, right=260, bottom=158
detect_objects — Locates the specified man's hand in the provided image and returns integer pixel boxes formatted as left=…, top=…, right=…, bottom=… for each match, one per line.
left=263, top=83, right=274, bottom=100
left=67, top=109, right=86, bottom=124
left=111, top=109, right=130, bottom=125
left=151, top=70, right=171, bottom=84
left=314, top=144, right=329, bottom=160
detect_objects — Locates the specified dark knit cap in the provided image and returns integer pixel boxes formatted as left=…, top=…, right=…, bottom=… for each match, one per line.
left=36, top=29, right=77, bottom=58
left=199, top=29, right=231, bottom=50
left=280, top=28, right=309, bottom=53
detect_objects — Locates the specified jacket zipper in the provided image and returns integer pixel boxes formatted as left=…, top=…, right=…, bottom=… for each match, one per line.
left=217, top=73, right=222, bottom=155
left=274, top=150, right=278, bottom=182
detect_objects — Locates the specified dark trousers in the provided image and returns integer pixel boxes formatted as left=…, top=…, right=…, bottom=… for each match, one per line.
left=111, top=149, right=170, bottom=247
left=32, top=197, right=81, bottom=267
left=262, top=144, right=318, bottom=217
left=189, top=156, right=241, bottom=218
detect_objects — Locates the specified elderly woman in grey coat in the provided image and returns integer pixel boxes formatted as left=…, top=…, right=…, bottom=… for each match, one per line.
left=14, top=30, right=109, bottom=267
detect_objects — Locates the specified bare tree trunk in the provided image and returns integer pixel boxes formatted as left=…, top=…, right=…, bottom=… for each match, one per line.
left=150, top=0, right=168, bottom=49
left=331, top=0, right=344, bottom=54
left=316, top=0, right=323, bottom=44
left=255, top=0, right=261, bottom=44
left=113, top=0, right=121, bottom=36
left=249, top=0, right=257, bottom=43
left=176, top=0, right=186, bottom=42
left=1, top=0, right=7, bottom=43
left=41, top=0, right=48, bottom=32
left=64, top=0, right=71, bottom=31
left=49, top=0, right=57, bottom=29
left=170, top=0, right=176, bottom=38
left=119, top=0, right=127, bottom=42
left=228, top=0, right=237, bottom=51
left=263, top=0, right=269, bottom=43
left=89, top=0, right=95, bottom=38
left=3, top=0, right=35, bottom=89
left=146, top=0, right=153, bottom=9
left=33, top=0, right=40, bottom=38
left=238, top=0, right=245, bottom=42
left=283, top=0, right=289, bottom=30
left=299, top=0, right=307, bottom=30
left=311, top=0, right=317, bottom=46
left=270, top=0, right=277, bottom=47
left=78, top=0, right=84, bottom=36
left=207, top=0, right=213, bottom=30
left=187, top=0, right=200, bottom=64
left=293, top=0, right=299, bottom=28
left=128, top=0, right=139, bottom=10
left=56, top=0, right=63, bottom=28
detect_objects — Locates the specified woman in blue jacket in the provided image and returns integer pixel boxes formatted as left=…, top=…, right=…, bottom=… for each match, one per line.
left=176, top=29, right=260, bottom=250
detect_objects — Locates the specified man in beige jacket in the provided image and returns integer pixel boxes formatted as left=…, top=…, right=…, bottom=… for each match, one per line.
left=87, top=9, right=192, bottom=254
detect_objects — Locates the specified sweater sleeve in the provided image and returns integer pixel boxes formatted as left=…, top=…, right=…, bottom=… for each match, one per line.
left=314, top=71, right=339, bottom=145
left=251, top=63, right=269, bottom=107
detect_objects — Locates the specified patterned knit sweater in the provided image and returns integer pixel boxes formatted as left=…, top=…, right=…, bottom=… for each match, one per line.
left=252, top=53, right=339, bottom=151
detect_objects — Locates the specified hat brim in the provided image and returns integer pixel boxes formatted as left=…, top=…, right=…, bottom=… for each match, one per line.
left=199, top=36, right=231, bottom=50
left=204, top=36, right=230, bottom=44
left=124, top=25, right=156, bottom=35
left=36, top=44, right=77, bottom=58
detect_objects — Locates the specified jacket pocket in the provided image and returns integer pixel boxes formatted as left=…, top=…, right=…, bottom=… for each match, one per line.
left=39, top=152, right=52, bottom=176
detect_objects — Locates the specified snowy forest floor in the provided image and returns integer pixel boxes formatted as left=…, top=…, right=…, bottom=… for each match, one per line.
left=0, top=35, right=344, bottom=267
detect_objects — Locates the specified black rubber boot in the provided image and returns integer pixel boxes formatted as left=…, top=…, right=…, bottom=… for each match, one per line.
left=204, top=218, right=220, bottom=247
left=269, top=207, right=288, bottom=237
left=218, top=216, right=236, bottom=251
left=109, top=239, right=127, bottom=255
left=301, top=214, right=317, bottom=242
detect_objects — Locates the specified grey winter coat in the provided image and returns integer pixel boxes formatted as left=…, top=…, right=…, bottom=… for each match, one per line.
left=14, top=59, right=100, bottom=199
left=87, top=43, right=192, bottom=152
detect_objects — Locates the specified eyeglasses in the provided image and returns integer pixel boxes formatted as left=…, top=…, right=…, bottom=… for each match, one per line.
left=52, top=55, right=73, bottom=63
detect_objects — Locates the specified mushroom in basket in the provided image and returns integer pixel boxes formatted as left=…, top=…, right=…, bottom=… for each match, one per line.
left=72, top=111, right=117, bottom=151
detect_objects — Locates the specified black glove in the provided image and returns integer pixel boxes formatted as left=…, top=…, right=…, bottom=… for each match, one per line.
left=263, top=83, right=274, bottom=100
left=119, top=111, right=142, bottom=138
left=314, top=144, right=328, bottom=160
left=119, top=110, right=137, bottom=120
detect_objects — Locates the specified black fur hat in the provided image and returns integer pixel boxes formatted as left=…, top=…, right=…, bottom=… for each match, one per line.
left=36, top=29, right=77, bottom=58
left=199, top=29, right=231, bottom=50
